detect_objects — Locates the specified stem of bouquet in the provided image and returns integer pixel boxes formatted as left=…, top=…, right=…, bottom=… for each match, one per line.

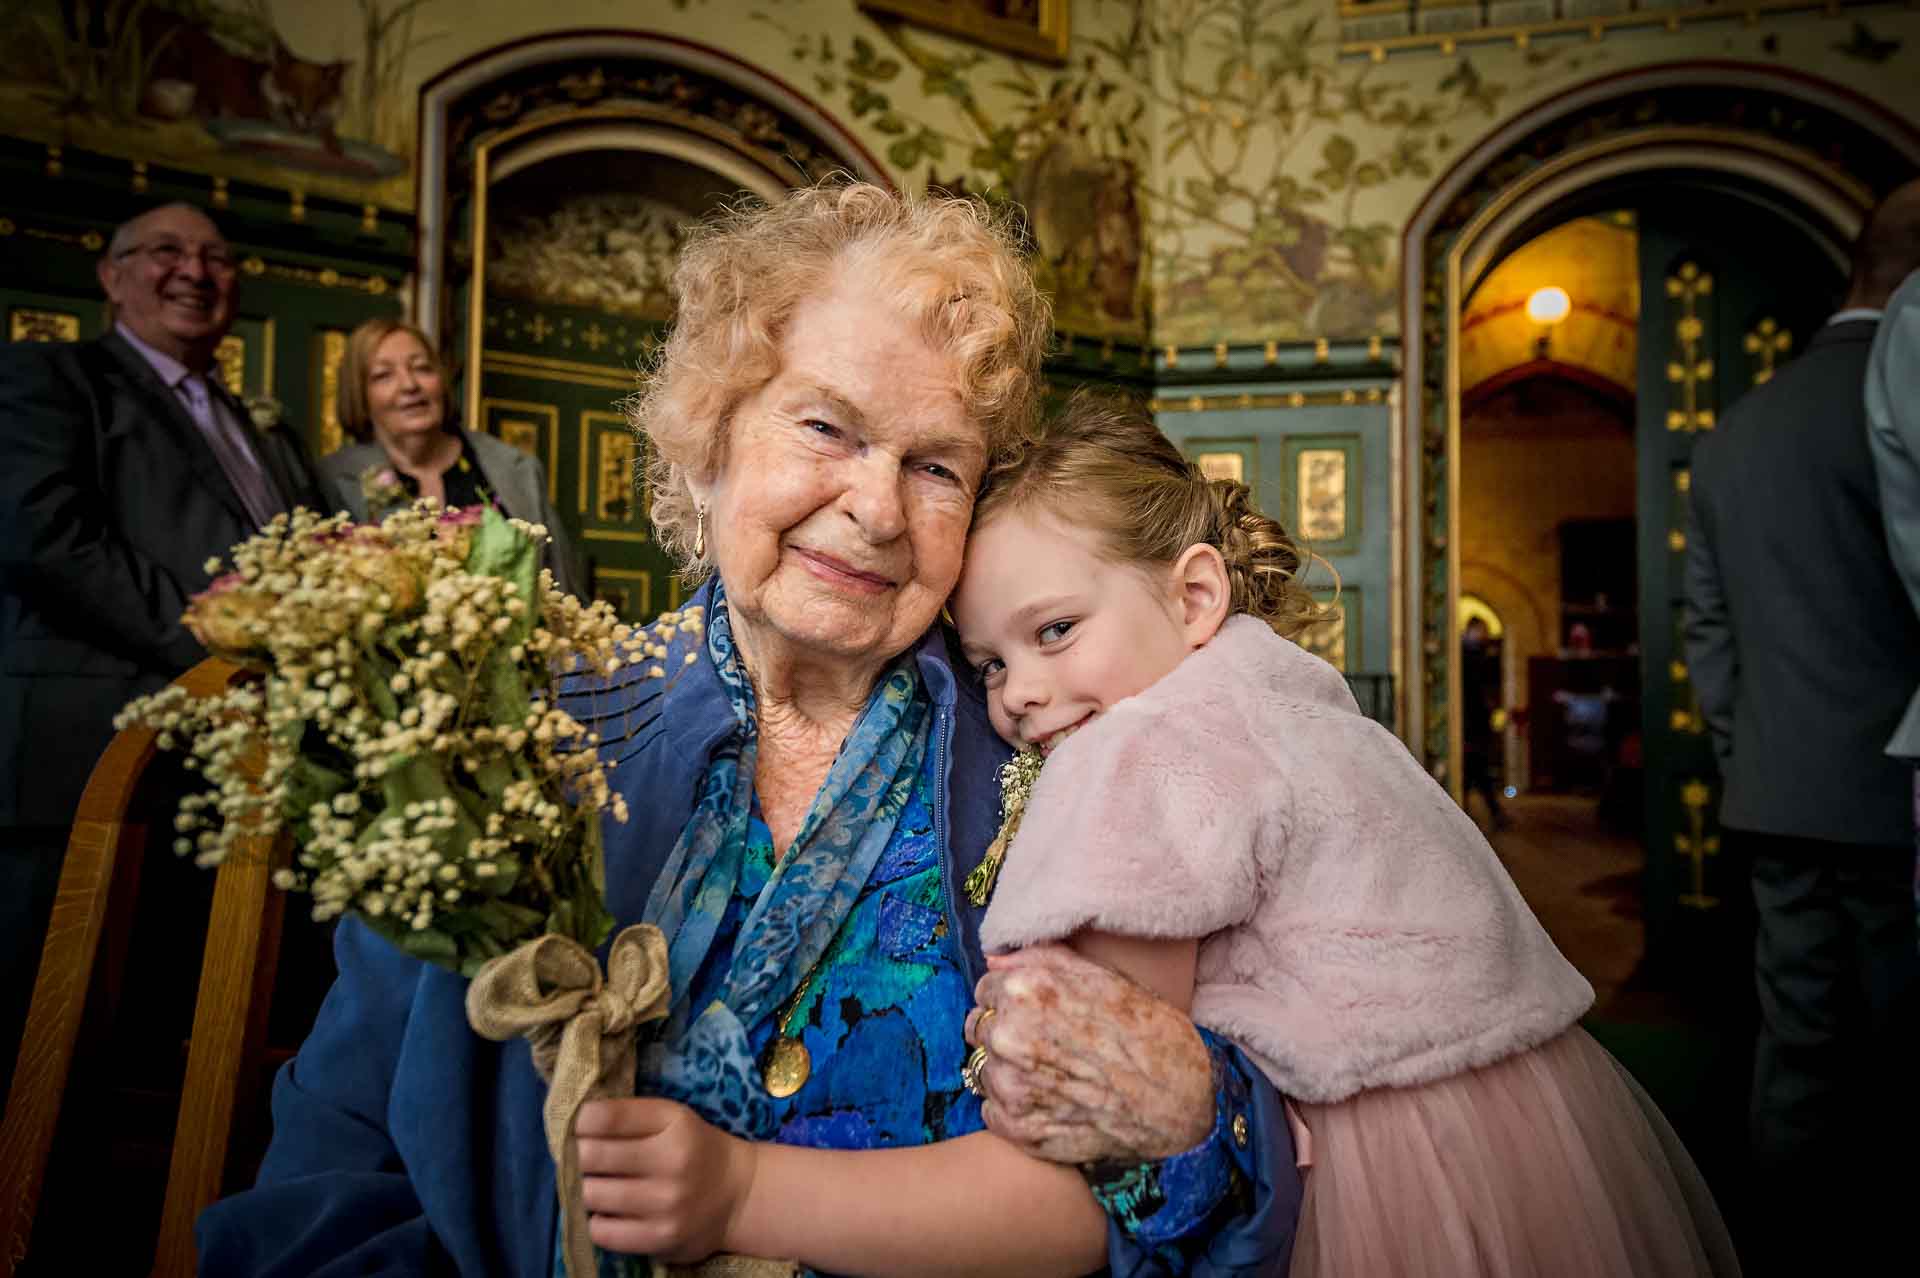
left=467, top=922, right=673, bottom=1278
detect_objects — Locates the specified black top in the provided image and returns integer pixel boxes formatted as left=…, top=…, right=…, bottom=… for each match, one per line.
left=394, top=429, right=495, bottom=512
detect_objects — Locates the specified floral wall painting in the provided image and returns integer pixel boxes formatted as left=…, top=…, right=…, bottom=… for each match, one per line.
left=0, top=0, right=439, bottom=208
left=858, top=0, right=1071, bottom=64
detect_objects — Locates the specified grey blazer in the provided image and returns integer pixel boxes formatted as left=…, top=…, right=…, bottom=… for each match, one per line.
left=319, top=433, right=586, bottom=599
left=1867, top=270, right=1920, bottom=759
left=1684, top=319, right=1920, bottom=845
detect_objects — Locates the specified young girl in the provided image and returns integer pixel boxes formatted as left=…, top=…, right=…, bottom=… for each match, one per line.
left=951, top=393, right=1739, bottom=1277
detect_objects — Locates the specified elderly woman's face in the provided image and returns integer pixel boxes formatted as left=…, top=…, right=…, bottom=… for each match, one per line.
left=696, top=273, right=986, bottom=671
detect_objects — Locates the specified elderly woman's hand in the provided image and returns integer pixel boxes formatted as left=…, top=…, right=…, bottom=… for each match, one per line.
left=966, top=944, right=1215, bottom=1166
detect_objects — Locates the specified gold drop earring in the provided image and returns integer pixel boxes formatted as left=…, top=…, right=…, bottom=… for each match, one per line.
left=694, top=503, right=707, bottom=559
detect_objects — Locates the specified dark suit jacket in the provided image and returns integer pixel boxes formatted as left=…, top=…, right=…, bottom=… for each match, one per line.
left=0, top=331, right=331, bottom=826
left=1683, top=319, right=1920, bottom=845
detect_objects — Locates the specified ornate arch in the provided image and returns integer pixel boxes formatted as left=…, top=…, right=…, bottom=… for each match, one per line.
left=1396, top=60, right=1920, bottom=786
left=412, top=30, right=889, bottom=341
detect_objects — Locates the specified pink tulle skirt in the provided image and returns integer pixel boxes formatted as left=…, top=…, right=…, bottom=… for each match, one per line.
left=1289, top=1027, right=1741, bottom=1277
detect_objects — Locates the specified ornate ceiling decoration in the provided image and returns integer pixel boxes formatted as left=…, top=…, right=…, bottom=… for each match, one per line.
left=1459, top=214, right=1638, bottom=398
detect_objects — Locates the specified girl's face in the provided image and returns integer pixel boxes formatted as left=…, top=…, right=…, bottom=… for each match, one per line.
left=952, top=507, right=1213, bottom=754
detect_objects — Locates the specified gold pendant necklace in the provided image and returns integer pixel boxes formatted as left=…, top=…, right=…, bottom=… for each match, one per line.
left=759, top=955, right=827, bottom=1098
left=760, top=1034, right=811, bottom=1099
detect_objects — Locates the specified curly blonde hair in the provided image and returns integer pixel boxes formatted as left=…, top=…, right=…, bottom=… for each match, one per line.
left=974, top=390, right=1331, bottom=640
left=629, top=180, right=1053, bottom=572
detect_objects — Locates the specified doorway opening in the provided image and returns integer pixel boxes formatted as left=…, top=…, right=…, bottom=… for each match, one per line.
left=1448, top=172, right=1854, bottom=1259
left=412, top=31, right=884, bottom=625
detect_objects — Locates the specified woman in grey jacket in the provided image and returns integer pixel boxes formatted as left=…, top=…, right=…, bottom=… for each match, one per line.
left=318, top=317, right=585, bottom=595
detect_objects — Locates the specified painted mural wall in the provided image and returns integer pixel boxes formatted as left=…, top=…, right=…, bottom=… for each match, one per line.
left=2, top=0, right=1916, bottom=345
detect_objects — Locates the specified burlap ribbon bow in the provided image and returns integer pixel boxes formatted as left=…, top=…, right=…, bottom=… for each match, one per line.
left=467, top=923, right=673, bottom=1278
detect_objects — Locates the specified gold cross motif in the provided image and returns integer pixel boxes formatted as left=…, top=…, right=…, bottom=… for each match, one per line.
left=1743, top=318, right=1793, bottom=386
left=1675, top=779, right=1721, bottom=909
left=1664, top=263, right=1716, bottom=433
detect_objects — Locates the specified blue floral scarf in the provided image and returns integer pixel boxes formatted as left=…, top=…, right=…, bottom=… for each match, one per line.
left=635, top=587, right=932, bottom=1138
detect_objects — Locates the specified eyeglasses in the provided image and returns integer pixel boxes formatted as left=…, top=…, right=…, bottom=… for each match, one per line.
left=115, top=240, right=238, bottom=276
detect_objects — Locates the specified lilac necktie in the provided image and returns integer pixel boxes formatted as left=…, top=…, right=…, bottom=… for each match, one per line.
left=179, top=373, right=283, bottom=529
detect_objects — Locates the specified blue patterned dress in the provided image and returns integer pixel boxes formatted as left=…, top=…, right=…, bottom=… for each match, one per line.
left=670, top=742, right=981, bottom=1151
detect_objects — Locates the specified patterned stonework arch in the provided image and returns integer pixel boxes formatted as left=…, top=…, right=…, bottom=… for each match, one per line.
left=1397, top=60, right=1920, bottom=786
left=413, top=30, right=889, bottom=338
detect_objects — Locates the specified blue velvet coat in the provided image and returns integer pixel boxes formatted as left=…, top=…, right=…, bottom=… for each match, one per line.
left=195, top=591, right=1301, bottom=1276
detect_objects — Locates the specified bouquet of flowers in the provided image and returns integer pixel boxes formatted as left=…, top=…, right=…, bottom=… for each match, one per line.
left=117, top=502, right=701, bottom=1278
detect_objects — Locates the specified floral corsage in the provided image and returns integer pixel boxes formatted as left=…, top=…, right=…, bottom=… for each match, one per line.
left=359, top=462, right=410, bottom=519
left=243, top=394, right=285, bottom=432
left=963, top=748, right=1043, bottom=906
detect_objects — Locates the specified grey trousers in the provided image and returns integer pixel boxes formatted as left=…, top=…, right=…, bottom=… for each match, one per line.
left=1741, top=823, right=1920, bottom=1268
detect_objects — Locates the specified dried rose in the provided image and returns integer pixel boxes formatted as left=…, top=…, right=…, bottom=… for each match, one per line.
left=434, top=506, right=486, bottom=563
left=185, top=574, right=274, bottom=665
left=341, top=546, right=424, bottom=615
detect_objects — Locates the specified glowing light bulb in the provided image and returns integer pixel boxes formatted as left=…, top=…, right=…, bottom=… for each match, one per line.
left=1526, top=286, right=1571, bottom=325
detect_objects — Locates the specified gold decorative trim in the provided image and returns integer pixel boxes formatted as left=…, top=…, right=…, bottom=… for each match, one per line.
left=1744, top=317, right=1793, bottom=386
left=45, top=144, right=61, bottom=178
left=580, top=408, right=647, bottom=530
left=484, top=349, right=637, bottom=392
left=0, top=216, right=104, bottom=254
left=1665, top=262, right=1715, bottom=433
left=212, top=176, right=229, bottom=209
left=479, top=398, right=560, bottom=502
left=593, top=566, right=654, bottom=621
left=1341, top=0, right=1872, bottom=60
left=9, top=308, right=80, bottom=342
left=1151, top=387, right=1385, bottom=413
left=313, top=329, right=350, bottom=457
left=215, top=335, right=246, bottom=397
left=131, top=160, right=148, bottom=194
left=239, top=256, right=395, bottom=296
left=858, top=0, right=1070, bottom=64
left=583, top=529, right=654, bottom=544
left=1675, top=778, right=1721, bottom=910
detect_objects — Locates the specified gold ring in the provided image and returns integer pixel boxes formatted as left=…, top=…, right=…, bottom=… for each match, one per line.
left=975, top=1006, right=996, bottom=1040
left=961, top=1044, right=990, bottom=1098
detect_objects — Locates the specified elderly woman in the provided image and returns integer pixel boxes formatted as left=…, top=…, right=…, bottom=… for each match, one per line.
left=320, top=316, right=585, bottom=595
left=197, top=184, right=1300, bottom=1276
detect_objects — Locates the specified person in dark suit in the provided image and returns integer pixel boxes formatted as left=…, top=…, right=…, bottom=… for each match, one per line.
left=0, top=201, right=330, bottom=1092
left=1684, top=179, right=1920, bottom=1269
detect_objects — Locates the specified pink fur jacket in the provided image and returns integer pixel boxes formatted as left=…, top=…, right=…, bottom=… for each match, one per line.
left=978, top=615, right=1594, bottom=1105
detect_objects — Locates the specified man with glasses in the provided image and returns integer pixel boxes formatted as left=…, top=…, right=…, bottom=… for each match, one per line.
left=0, top=201, right=330, bottom=1091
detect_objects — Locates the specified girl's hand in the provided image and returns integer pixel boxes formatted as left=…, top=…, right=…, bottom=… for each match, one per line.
left=576, top=1097, right=758, bottom=1262
left=968, top=944, right=1214, bottom=1166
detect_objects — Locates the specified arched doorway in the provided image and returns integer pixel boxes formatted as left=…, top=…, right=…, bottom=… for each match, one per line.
left=1397, top=61, right=1920, bottom=972
left=410, top=32, right=885, bottom=621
